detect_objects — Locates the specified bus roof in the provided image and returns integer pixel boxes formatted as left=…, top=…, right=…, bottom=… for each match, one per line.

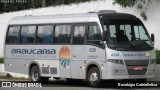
left=8, top=11, right=138, bottom=25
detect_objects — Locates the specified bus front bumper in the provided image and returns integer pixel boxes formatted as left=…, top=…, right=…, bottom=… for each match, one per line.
left=102, top=62, right=156, bottom=80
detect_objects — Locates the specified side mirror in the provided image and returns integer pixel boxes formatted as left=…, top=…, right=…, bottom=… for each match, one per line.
left=151, top=34, right=155, bottom=42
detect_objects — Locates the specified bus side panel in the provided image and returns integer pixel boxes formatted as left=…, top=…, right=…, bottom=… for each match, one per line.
left=85, top=45, right=106, bottom=79
left=5, top=58, right=30, bottom=75
left=70, top=45, right=85, bottom=79
left=35, top=60, right=60, bottom=77
left=4, top=45, right=60, bottom=77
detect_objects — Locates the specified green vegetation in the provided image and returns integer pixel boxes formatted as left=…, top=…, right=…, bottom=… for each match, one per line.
left=0, top=0, right=97, bottom=14
left=113, top=0, right=154, bottom=21
left=0, top=58, right=4, bottom=63
left=156, top=50, right=160, bottom=64
left=0, top=76, right=28, bottom=80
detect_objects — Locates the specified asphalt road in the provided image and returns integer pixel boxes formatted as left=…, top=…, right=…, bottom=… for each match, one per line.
left=0, top=79, right=159, bottom=90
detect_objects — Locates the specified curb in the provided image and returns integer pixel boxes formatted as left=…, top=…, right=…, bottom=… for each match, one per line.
left=0, top=72, right=7, bottom=77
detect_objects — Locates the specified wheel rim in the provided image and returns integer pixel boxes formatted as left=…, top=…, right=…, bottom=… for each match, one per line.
left=89, top=71, right=98, bottom=84
left=32, top=70, right=39, bottom=81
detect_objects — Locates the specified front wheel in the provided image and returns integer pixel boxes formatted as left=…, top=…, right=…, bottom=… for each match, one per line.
left=30, top=66, right=49, bottom=83
left=87, top=67, right=101, bottom=87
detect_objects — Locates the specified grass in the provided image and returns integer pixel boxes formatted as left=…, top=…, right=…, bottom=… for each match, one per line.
left=0, top=57, right=4, bottom=63
left=156, top=50, right=160, bottom=64
left=0, top=76, right=28, bottom=80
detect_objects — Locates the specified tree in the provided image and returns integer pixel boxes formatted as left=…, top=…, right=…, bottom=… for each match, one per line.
left=0, top=2, right=4, bottom=13
left=113, top=0, right=153, bottom=21
left=0, top=0, right=96, bottom=13
left=42, top=0, right=46, bottom=7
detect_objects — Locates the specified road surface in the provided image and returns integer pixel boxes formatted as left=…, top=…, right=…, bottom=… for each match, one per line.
left=0, top=79, right=159, bottom=90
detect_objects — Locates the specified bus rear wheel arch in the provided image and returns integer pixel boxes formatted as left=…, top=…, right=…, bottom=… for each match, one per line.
left=29, top=64, right=49, bottom=83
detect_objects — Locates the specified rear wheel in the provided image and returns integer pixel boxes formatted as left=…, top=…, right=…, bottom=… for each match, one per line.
left=30, top=66, right=49, bottom=83
left=87, top=67, right=101, bottom=87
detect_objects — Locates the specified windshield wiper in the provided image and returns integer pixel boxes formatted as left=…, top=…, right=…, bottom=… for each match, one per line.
left=130, top=40, right=152, bottom=48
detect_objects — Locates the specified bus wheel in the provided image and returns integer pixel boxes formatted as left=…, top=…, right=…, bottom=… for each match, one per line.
left=87, top=67, right=101, bottom=87
left=30, top=66, right=49, bottom=83
left=30, top=66, right=41, bottom=82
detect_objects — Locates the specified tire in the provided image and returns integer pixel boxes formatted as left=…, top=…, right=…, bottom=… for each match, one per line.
left=30, top=66, right=49, bottom=83
left=87, top=67, right=101, bottom=87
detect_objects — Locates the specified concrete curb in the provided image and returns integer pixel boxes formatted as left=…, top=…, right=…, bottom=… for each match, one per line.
left=0, top=64, right=28, bottom=78
left=0, top=64, right=4, bottom=72
left=0, top=72, right=7, bottom=77
left=0, top=64, right=6, bottom=77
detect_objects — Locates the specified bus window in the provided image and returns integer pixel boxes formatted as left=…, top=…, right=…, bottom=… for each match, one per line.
left=37, top=25, right=53, bottom=44
left=73, top=26, right=85, bottom=44
left=87, top=25, right=102, bottom=46
left=120, top=25, right=131, bottom=41
left=54, top=25, right=71, bottom=44
left=6, top=26, right=20, bottom=44
left=134, top=25, right=150, bottom=44
left=20, top=26, right=36, bottom=44
left=109, top=25, right=116, bottom=38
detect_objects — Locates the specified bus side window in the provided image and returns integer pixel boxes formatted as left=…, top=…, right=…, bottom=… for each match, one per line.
left=20, top=26, right=36, bottom=44
left=73, top=25, right=85, bottom=44
left=37, top=25, right=53, bottom=44
left=54, top=25, right=71, bottom=44
left=6, top=26, right=20, bottom=44
left=87, top=25, right=102, bottom=46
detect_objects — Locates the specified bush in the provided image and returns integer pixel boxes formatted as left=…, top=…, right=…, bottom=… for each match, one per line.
left=156, top=50, right=160, bottom=64
left=0, top=58, right=4, bottom=63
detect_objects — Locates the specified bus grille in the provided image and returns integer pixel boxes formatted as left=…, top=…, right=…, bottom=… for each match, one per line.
left=50, top=67, right=57, bottom=74
left=42, top=67, right=49, bottom=74
left=125, top=60, right=149, bottom=75
left=127, top=66, right=147, bottom=75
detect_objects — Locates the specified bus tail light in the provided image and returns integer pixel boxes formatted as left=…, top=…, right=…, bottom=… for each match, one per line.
left=24, top=64, right=28, bottom=67
left=48, top=65, right=51, bottom=68
left=7, top=63, right=12, bottom=66
left=80, top=66, right=84, bottom=69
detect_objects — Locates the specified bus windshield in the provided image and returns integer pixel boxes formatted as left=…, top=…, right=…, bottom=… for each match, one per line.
left=103, top=19, right=153, bottom=51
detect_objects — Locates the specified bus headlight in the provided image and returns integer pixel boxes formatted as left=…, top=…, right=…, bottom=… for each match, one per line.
left=150, top=59, right=156, bottom=64
left=107, top=59, right=124, bottom=65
